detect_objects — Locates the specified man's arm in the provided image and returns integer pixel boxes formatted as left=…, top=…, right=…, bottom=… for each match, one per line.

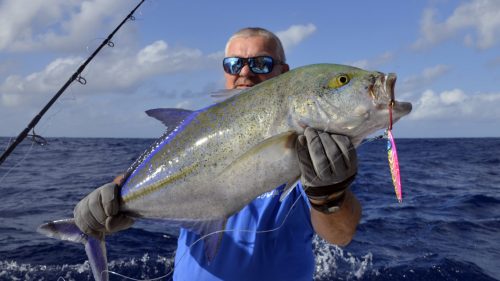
left=296, top=127, right=362, bottom=245
left=309, top=190, right=361, bottom=245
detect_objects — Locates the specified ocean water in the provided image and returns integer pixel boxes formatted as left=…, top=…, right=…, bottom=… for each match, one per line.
left=0, top=136, right=498, bottom=281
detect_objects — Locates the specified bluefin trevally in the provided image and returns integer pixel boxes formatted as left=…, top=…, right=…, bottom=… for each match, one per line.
left=38, top=63, right=412, bottom=281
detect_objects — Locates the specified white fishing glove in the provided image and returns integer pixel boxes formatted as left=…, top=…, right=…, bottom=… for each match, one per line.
left=74, top=182, right=134, bottom=238
left=296, top=127, right=357, bottom=213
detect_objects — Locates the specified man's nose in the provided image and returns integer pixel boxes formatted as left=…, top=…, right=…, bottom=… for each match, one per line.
left=239, top=64, right=254, bottom=77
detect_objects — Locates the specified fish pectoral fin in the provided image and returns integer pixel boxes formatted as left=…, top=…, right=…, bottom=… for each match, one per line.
left=180, top=219, right=227, bottom=263
left=201, top=219, right=227, bottom=263
left=37, top=219, right=109, bottom=281
left=145, top=108, right=193, bottom=128
left=279, top=177, right=300, bottom=202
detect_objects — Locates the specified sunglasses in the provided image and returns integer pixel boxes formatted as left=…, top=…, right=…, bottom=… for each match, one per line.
left=222, top=56, right=282, bottom=75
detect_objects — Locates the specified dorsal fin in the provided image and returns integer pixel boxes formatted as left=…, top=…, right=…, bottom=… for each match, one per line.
left=125, top=108, right=196, bottom=179
left=145, top=108, right=193, bottom=128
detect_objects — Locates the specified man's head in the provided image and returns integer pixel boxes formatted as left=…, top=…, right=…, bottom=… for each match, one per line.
left=223, top=27, right=290, bottom=89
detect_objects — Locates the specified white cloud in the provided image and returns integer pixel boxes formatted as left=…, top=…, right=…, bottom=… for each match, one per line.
left=137, top=41, right=169, bottom=64
left=276, top=23, right=317, bottom=51
left=0, top=40, right=214, bottom=108
left=349, top=52, right=394, bottom=70
left=440, top=89, right=467, bottom=105
left=413, top=0, right=500, bottom=49
left=0, top=0, right=135, bottom=52
left=1, top=57, right=82, bottom=106
left=409, top=89, right=500, bottom=121
left=0, top=20, right=319, bottom=109
left=400, top=64, right=451, bottom=93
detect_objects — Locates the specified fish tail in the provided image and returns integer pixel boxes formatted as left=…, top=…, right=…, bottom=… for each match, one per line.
left=37, top=219, right=109, bottom=281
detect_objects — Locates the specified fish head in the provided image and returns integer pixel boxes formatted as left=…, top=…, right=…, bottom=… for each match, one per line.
left=292, top=64, right=412, bottom=146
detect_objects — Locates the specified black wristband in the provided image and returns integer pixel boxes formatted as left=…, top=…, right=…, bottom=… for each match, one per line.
left=309, top=191, right=347, bottom=214
left=304, top=174, right=356, bottom=200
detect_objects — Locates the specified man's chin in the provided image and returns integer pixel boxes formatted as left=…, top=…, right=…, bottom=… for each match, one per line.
left=235, top=85, right=253, bottom=89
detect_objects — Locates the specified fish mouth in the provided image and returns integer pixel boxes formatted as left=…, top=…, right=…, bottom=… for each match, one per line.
left=372, top=73, right=412, bottom=117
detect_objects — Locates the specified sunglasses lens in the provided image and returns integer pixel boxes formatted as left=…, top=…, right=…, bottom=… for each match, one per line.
left=249, top=56, right=273, bottom=74
left=223, top=56, right=276, bottom=74
left=223, top=57, right=243, bottom=74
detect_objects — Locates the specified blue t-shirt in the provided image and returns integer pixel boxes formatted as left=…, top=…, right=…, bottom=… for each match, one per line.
left=173, top=183, right=315, bottom=281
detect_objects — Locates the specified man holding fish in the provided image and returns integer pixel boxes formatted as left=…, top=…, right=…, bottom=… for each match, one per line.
left=74, top=27, right=362, bottom=280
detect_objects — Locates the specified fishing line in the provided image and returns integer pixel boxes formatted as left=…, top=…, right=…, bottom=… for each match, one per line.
left=0, top=96, right=74, bottom=185
left=93, top=119, right=395, bottom=281
left=176, top=159, right=344, bottom=278
left=100, top=127, right=397, bottom=281
left=104, top=125, right=395, bottom=281
left=1, top=137, right=14, bottom=155
left=55, top=131, right=390, bottom=281
left=0, top=139, right=36, bottom=184
left=104, top=139, right=373, bottom=281
left=106, top=271, right=163, bottom=281
left=103, top=183, right=311, bottom=281
left=0, top=87, right=86, bottom=183
left=361, top=134, right=385, bottom=145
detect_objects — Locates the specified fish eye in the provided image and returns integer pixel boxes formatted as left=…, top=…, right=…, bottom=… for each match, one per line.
left=327, top=74, right=351, bottom=89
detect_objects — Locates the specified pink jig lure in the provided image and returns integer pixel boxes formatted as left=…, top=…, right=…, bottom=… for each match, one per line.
left=386, top=100, right=402, bottom=203
left=385, top=129, right=402, bottom=203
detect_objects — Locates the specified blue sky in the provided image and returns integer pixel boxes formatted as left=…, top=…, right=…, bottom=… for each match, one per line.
left=0, top=0, right=499, bottom=138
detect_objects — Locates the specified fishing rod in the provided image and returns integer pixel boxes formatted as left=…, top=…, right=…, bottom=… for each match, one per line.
left=0, top=0, right=146, bottom=167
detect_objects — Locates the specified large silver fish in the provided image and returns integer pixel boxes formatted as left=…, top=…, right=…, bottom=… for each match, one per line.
left=38, top=63, right=412, bottom=281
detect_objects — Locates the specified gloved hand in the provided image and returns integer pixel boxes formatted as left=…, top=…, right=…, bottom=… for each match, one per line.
left=296, top=127, right=357, bottom=202
left=74, top=182, right=134, bottom=238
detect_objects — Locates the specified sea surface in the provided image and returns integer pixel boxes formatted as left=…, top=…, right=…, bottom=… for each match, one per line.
left=0, top=136, right=499, bottom=281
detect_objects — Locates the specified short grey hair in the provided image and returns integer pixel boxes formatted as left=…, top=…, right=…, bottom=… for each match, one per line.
left=225, top=27, right=286, bottom=63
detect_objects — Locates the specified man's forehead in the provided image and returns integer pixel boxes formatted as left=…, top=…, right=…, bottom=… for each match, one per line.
left=226, top=36, right=278, bottom=58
